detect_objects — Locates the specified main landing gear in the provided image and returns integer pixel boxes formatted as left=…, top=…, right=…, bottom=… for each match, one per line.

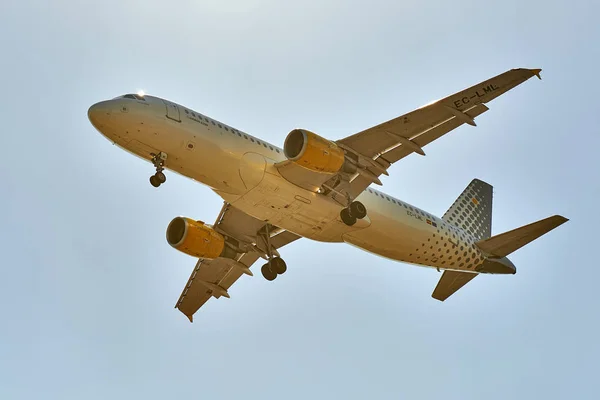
left=340, top=201, right=367, bottom=226
left=261, top=256, right=287, bottom=281
left=258, top=224, right=288, bottom=281
left=149, top=152, right=168, bottom=188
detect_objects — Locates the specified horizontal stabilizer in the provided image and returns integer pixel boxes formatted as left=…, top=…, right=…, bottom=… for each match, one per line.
left=432, top=270, right=478, bottom=301
left=475, top=215, right=568, bottom=257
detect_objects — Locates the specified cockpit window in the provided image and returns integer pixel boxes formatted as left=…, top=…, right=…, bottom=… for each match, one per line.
left=121, top=94, right=146, bottom=101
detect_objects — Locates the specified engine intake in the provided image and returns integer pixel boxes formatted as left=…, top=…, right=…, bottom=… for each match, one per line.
left=284, top=129, right=345, bottom=173
left=166, top=217, right=225, bottom=259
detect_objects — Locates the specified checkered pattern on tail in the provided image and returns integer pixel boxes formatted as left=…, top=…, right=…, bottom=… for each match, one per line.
left=442, top=179, right=493, bottom=241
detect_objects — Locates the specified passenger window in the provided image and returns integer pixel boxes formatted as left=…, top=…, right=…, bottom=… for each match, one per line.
left=224, top=127, right=229, bottom=131
left=184, top=109, right=189, bottom=114
left=244, top=135, right=248, bottom=139
left=237, top=132, right=242, bottom=137
left=211, top=121, right=215, bottom=125
left=276, top=149, right=280, bottom=153
left=250, top=138, right=255, bottom=143
left=269, top=146, right=273, bottom=150
left=263, top=143, right=267, bottom=148
left=218, top=124, right=222, bottom=128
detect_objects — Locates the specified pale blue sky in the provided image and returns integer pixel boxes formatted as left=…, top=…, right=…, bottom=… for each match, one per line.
left=1, top=0, right=599, bottom=398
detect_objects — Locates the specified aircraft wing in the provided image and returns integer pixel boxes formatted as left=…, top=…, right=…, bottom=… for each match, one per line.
left=175, top=202, right=301, bottom=322
left=327, top=68, right=542, bottom=201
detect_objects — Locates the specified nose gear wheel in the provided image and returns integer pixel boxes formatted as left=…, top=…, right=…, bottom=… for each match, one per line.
left=149, top=152, right=168, bottom=187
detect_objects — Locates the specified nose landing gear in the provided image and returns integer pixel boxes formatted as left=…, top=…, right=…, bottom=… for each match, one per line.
left=149, top=152, right=168, bottom=188
left=340, top=201, right=367, bottom=226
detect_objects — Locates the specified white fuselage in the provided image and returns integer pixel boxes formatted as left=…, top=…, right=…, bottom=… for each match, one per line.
left=88, top=95, right=488, bottom=274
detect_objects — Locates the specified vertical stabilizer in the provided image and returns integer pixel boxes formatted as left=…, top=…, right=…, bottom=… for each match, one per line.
left=442, top=179, right=493, bottom=241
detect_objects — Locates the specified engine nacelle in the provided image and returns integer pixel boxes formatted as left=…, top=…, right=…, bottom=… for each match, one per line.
left=283, top=129, right=345, bottom=173
left=166, top=217, right=225, bottom=259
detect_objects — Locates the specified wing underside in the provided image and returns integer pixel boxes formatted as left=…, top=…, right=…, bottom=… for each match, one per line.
left=175, top=203, right=300, bottom=322
left=278, top=68, right=542, bottom=204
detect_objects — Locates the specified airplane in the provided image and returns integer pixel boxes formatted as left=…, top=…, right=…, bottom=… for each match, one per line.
left=88, top=68, right=568, bottom=322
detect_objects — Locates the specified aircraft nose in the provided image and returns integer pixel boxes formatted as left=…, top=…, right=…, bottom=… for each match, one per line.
left=87, top=100, right=113, bottom=129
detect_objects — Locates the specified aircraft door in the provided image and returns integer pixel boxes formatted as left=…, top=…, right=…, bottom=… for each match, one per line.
left=163, top=100, right=181, bottom=122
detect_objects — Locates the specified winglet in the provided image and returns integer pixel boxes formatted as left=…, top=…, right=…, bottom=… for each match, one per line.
left=531, top=68, right=542, bottom=80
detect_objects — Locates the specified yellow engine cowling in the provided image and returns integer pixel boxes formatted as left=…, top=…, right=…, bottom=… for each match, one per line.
left=283, top=129, right=345, bottom=173
left=166, top=217, right=225, bottom=259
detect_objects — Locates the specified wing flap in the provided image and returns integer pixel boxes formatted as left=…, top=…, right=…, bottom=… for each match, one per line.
left=432, top=270, right=479, bottom=301
left=175, top=257, right=256, bottom=322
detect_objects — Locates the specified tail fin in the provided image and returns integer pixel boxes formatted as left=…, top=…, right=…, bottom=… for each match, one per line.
left=475, top=215, right=568, bottom=257
left=442, top=179, right=493, bottom=241
left=432, top=180, right=568, bottom=302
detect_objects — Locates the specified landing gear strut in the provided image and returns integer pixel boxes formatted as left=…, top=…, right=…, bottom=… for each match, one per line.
left=149, top=152, right=168, bottom=188
left=258, top=224, right=288, bottom=281
left=340, top=201, right=367, bottom=226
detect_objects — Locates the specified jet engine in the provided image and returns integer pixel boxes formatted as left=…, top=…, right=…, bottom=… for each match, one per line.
left=166, top=217, right=226, bottom=259
left=283, top=129, right=346, bottom=173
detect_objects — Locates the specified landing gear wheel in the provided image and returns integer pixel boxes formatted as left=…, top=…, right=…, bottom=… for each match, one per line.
left=270, top=257, right=287, bottom=274
left=155, top=171, right=166, bottom=184
left=350, top=201, right=367, bottom=219
left=150, top=152, right=167, bottom=187
left=340, top=208, right=357, bottom=226
left=149, top=175, right=161, bottom=187
left=261, top=264, right=277, bottom=281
